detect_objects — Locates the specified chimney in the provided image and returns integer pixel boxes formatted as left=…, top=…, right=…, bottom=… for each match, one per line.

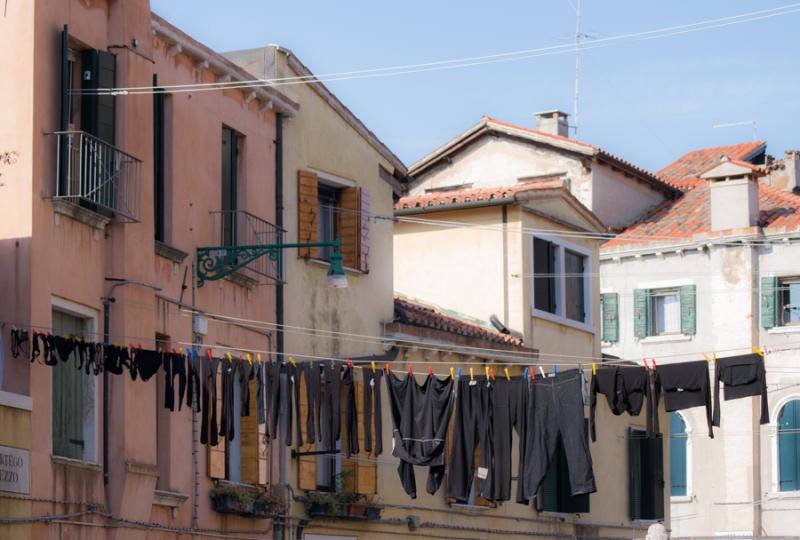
left=700, top=157, right=763, bottom=232
left=766, top=150, right=800, bottom=193
left=534, top=110, right=570, bottom=138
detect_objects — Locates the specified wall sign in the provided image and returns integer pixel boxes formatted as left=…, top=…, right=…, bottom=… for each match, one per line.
left=0, top=445, right=30, bottom=494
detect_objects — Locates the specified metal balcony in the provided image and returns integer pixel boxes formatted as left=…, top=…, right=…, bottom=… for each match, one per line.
left=208, top=210, right=285, bottom=285
left=52, top=131, right=142, bottom=222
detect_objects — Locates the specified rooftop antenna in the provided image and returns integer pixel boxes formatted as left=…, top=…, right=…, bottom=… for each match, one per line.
left=713, top=120, right=758, bottom=141
left=573, top=0, right=582, bottom=137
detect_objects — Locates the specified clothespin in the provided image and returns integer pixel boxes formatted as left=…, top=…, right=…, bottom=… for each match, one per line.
left=238, top=354, right=245, bottom=364
left=753, top=346, right=764, bottom=357
left=504, top=367, right=511, bottom=381
left=206, top=349, right=212, bottom=361
left=226, top=352, right=233, bottom=362
left=592, top=362, right=597, bottom=376
left=538, top=366, right=546, bottom=379
left=408, top=365, right=413, bottom=376
left=178, top=347, right=184, bottom=355
left=651, top=358, right=657, bottom=370
left=713, top=353, right=717, bottom=363
left=450, top=367, right=455, bottom=379
left=703, top=353, right=711, bottom=363
left=456, top=367, right=462, bottom=380
left=290, top=357, right=297, bottom=368
left=485, top=366, right=490, bottom=380
left=469, top=367, right=474, bottom=381
left=371, top=361, right=377, bottom=373
left=257, top=353, right=262, bottom=363
left=428, top=366, right=433, bottom=377
left=643, top=358, right=650, bottom=370
left=385, top=363, right=391, bottom=374
left=523, top=367, right=529, bottom=380
left=345, top=359, right=353, bottom=369
left=246, top=353, right=253, bottom=365
left=553, top=364, right=557, bottom=379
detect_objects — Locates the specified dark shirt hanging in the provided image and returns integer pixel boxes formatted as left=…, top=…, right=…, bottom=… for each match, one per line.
left=219, top=358, right=238, bottom=441
left=589, top=365, right=650, bottom=442
left=655, top=360, right=713, bottom=438
left=713, top=353, right=769, bottom=426
left=186, top=353, right=201, bottom=412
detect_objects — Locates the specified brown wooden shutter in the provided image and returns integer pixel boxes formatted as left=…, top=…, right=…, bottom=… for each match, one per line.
left=297, top=367, right=317, bottom=491
left=240, top=373, right=267, bottom=484
left=339, top=187, right=370, bottom=272
left=354, top=377, right=377, bottom=495
left=297, top=171, right=319, bottom=259
left=208, top=368, right=226, bottom=479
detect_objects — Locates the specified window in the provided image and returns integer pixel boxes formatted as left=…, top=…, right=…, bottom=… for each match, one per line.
left=153, top=75, right=167, bottom=243
left=669, top=412, right=688, bottom=497
left=539, top=420, right=590, bottom=514
left=51, top=308, right=96, bottom=462
left=778, top=400, right=800, bottom=492
left=628, top=428, right=664, bottom=521
left=633, top=285, right=696, bottom=339
left=221, top=127, right=240, bottom=247
left=317, top=183, right=342, bottom=261
left=532, top=237, right=592, bottom=328
left=780, top=277, right=800, bottom=326
left=600, top=292, right=619, bottom=343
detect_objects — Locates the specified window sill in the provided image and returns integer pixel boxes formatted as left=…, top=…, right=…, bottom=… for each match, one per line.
left=306, top=257, right=365, bottom=275
left=0, top=390, right=32, bottom=411
left=670, top=495, right=693, bottom=504
left=155, top=241, right=189, bottom=264
left=450, top=502, right=493, bottom=511
left=51, top=455, right=102, bottom=472
left=52, top=199, right=111, bottom=231
left=640, top=334, right=692, bottom=344
left=224, top=269, right=258, bottom=290
left=765, top=491, right=800, bottom=500
left=153, top=489, right=189, bottom=508
left=767, top=325, right=800, bottom=335
left=532, top=308, right=594, bottom=334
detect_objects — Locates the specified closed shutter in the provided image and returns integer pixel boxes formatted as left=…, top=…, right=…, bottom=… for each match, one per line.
left=669, top=413, right=687, bottom=497
left=629, top=428, right=643, bottom=520
left=779, top=400, right=800, bottom=491
left=761, top=276, right=779, bottom=329
left=81, top=49, right=116, bottom=145
left=679, top=285, right=697, bottom=336
left=208, top=368, right=226, bottom=479
left=339, top=187, right=371, bottom=272
left=297, top=171, right=319, bottom=259
left=601, top=293, right=619, bottom=343
left=52, top=362, right=84, bottom=460
left=240, top=372, right=267, bottom=484
left=533, top=238, right=557, bottom=313
left=633, top=289, right=650, bottom=339
left=297, top=366, right=317, bottom=491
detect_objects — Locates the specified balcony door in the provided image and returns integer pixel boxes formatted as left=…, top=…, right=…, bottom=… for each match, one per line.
left=221, top=127, right=240, bottom=247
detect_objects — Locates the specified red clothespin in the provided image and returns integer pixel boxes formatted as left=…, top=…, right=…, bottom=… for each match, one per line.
left=206, top=349, right=213, bottom=361
left=385, top=363, right=391, bottom=374
left=650, top=358, right=657, bottom=371
left=408, top=365, right=413, bottom=376
left=345, top=359, right=353, bottom=369
left=643, top=358, right=650, bottom=371
left=428, top=366, right=433, bottom=376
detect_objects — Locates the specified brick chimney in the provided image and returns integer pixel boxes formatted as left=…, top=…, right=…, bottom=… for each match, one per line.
left=534, top=110, right=569, bottom=138
left=700, top=157, right=764, bottom=231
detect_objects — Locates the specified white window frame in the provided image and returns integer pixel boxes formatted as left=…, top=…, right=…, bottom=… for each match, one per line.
left=669, top=411, right=693, bottom=503
left=636, top=278, right=695, bottom=343
left=531, top=235, right=594, bottom=333
left=769, top=395, right=800, bottom=496
left=650, top=288, right=681, bottom=337
left=50, top=297, right=99, bottom=464
left=778, top=276, right=800, bottom=328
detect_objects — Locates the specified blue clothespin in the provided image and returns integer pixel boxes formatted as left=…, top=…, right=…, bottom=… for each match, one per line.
left=523, top=367, right=529, bottom=380
left=553, top=364, right=557, bottom=379
left=193, top=347, right=199, bottom=360
left=456, top=367, right=462, bottom=380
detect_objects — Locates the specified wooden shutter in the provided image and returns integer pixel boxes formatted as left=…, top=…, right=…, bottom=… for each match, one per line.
left=297, top=171, right=318, bottom=259
left=240, top=372, right=267, bottom=485
left=761, top=276, right=779, bottom=329
left=679, top=285, right=696, bottom=336
left=208, top=369, right=226, bottom=479
left=601, top=293, right=619, bottom=343
left=52, top=363, right=84, bottom=460
left=297, top=367, right=317, bottom=491
left=340, top=187, right=371, bottom=272
left=354, top=378, right=377, bottom=495
left=633, top=289, right=650, bottom=339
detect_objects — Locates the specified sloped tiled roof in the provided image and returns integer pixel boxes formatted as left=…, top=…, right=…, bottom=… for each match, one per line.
left=394, top=297, right=523, bottom=346
left=394, top=180, right=565, bottom=211
left=604, top=183, right=800, bottom=249
left=657, top=141, right=766, bottom=189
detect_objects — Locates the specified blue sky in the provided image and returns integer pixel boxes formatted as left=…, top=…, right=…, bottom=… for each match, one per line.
left=151, top=0, right=798, bottom=172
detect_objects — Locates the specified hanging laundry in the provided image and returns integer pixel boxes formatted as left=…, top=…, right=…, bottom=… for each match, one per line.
left=77, top=341, right=103, bottom=376
left=201, top=355, right=220, bottom=446
left=362, top=367, right=383, bottom=455
left=133, top=348, right=162, bottom=382
left=219, top=358, right=238, bottom=441
left=342, top=364, right=359, bottom=457
left=163, top=350, right=187, bottom=412
left=522, top=369, right=597, bottom=500
left=256, top=359, right=267, bottom=426
left=447, top=375, right=490, bottom=503
left=589, top=364, right=651, bottom=442
left=10, top=327, right=28, bottom=359
left=186, top=353, right=201, bottom=412
left=104, top=344, right=127, bottom=375
left=303, top=361, right=321, bottom=444
left=713, top=353, right=769, bottom=426
left=268, top=360, right=282, bottom=440
left=52, top=335, right=77, bottom=365
left=288, top=361, right=302, bottom=447
left=654, top=360, right=713, bottom=438
left=239, top=357, right=253, bottom=417
left=318, top=361, right=342, bottom=452
left=386, top=371, right=454, bottom=499
left=486, top=376, right=527, bottom=503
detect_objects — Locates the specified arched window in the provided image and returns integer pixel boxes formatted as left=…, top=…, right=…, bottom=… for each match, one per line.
left=779, top=400, right=800, bottom=492
left=669, top=412, right=688, bottom=497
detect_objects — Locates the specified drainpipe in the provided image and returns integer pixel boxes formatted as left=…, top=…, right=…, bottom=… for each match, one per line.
left=274, top=112, right=286, bottom=540
left=100, top=279, right=162, bottom=498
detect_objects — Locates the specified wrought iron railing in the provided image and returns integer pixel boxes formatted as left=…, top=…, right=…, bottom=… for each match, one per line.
left=52, top=131, right=142, bottom=222
left=208, top=210, right=285, bottom=284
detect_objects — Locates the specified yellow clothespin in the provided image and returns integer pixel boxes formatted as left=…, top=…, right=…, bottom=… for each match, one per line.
left=703, top=353, right=711, bottom=363
left=257, top=353, right=262, bottom=363
left=713, top=353, right=717, bottom=363
left=450, top=367, right=455, bottom=379
left=371, top=361, right=377, bottom=373
left=753, top=347, right=764, bottom=357
left=113, top=341, right=118, bottom=348
left=469, top=367, right=474, bottom=381
left=246, top=353, right=253, bottom=365
left=178, top=347, right=184, bottom=355
left=121, top=341, right=126, bottom=349
left=504, top=367, right=511, bottom=381
left=485, top=366, right=491, bottom=380
left=592, top=362, right=596, bottom=376
left=289, top=356, right=297, bottom=367
left=226, top=352, right=233, bottom=361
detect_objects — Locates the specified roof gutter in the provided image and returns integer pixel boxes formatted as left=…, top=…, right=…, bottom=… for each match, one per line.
left=394, top=196, right=515, bottom=216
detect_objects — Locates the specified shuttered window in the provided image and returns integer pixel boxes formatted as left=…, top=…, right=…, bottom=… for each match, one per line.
left=52, top=309, right=96, bottom=462
left=779, top=400, right=800, bottom=492
left=80, top=49, right=116, bottom=145
left=533, top=238, right=557, bottom=314
left=669, top=412, right=688, bottom=497
left=153, top=75, right=166, bottom=243
left=765, top=276, right=800, bottom=328
left=221, top=128, right=240, bottom=247
left=601, top=293, right=619, bottom=343
left=633, top=286, right=696, bottom=339
left=297, top=170, right=370, bottom=272
left=540, top=420, right=590, bottom=514
left=629, top=428, right=664, bottom=521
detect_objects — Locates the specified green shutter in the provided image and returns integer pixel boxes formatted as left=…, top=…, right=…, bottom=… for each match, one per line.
left=629, top=428, right=643, bottom=520
left=761, top=276, right=779, bottom=329
left=633, top=289, right=650, bottom=339
left=81, top=49, right=116, bottom=145
left=679, top=285, right=696, bottom=336
left=779, top=400, right=800, bottom=492
left=669, top=413, right=688, bottom=497
left=601, top=293, right=619, bottom=342
left=540, top=452, right=559, bottom=512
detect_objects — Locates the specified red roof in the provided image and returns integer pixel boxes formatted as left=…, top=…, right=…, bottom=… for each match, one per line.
left=395, top=180, right=565, bottom=211
left=394, top=297, right=524, bottom=346
left=604, top=183, right=800, bottom=248
left=658, top=141, right=766, bottom=189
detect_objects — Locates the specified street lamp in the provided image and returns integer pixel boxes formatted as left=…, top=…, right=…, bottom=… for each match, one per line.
left=326, top=248, right=348, bottom=288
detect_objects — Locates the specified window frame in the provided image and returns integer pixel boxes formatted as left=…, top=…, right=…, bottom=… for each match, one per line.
left=779, top=276, right=800, bottom=327
left=669, top=412, right=693, bottom=502
left=772, top=396, right=800, bottom=494
left=650, top=288, right=682, bottom=337
left=50, top=297, right=99, bottom=464
left=531, top=235, right=594, bottom=333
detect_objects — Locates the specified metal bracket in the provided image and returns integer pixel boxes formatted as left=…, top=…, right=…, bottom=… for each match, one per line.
left=291, top=448, right=341, bottom=459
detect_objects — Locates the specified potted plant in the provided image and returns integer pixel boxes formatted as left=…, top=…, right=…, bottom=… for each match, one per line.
left=209, top=483, right=256, bottom=516
left=304, top=490, right=344, bottom=517
left=252, top=490, right=285, bottom=518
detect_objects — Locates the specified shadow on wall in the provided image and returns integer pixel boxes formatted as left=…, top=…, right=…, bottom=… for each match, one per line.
left=0, top=236, right=32, bottom=396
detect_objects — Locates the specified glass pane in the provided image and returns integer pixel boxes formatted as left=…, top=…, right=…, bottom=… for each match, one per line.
left=654, top=293, right=680, bottom=335
left=782, top=280, right=800, bottom=325
left=533, top=238, right=556, bottom=314
left=565, top=251, right=585, bottom=322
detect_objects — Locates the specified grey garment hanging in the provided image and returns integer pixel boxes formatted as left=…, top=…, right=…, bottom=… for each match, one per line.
left=256, top=361, right=267, bottom=425
left=486, top=376, right=528, bottom=503
left=362, top=368, right=383, bottom=454
left=447, top=376, right=490, bottom=503
left=342, top=365, right=359, bottom=457
left=386, top=371, right=455, bottom=499
left=239, top=358, right=253, bottom=417
left=201, top=357, right=220, bottom=446
left=219, top=358, right=238, bottom=441
left=303, top=361, right=321, bottom=444
left=318, top=361, right=342, bottom=452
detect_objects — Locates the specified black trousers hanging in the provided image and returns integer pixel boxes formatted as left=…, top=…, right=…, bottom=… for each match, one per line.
left=318, top=362, right=342, bottom=452
left=304, top=362, right=321, bottom=445
left=486, top=376, right=527, bottom=502
left=447, top=376, right=490, bottom=502
left=219, top=359, right=238, bottom=441
left=201, top=357, right=220, bottom=446
left=362, top=368, right=383, bottom=454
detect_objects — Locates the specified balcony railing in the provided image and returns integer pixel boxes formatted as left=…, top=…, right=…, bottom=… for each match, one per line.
left=52, top=131, right=142, bottom=223
left=209, top=210, right=285, bottom=285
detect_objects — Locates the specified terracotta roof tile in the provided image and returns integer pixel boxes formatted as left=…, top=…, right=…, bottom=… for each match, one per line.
left=395, top=181, right=565, bottom=211
left=658, top=141, right=766, bottom=189
left=394, top=297, right=523, bottom=346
